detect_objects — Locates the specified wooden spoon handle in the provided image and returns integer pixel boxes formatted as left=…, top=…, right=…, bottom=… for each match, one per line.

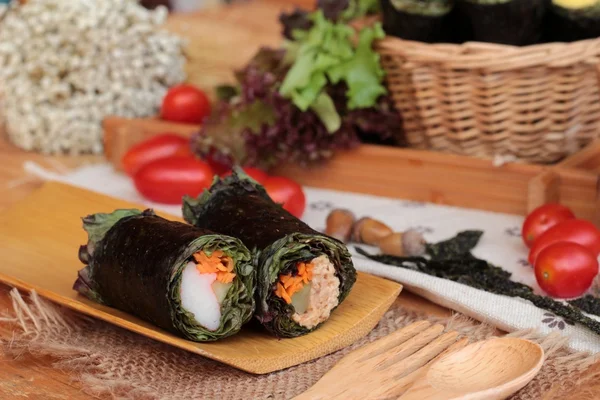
left=293, top=322, right=438, bottom=400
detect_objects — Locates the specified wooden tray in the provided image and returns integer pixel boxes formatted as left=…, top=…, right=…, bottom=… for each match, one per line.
left=0, top=181, right=402, bottom=374
left=103, top=116, right=600, bottom=225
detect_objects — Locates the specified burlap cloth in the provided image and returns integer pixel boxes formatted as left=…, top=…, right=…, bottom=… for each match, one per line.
left=1, top=289, right=598, bottom=400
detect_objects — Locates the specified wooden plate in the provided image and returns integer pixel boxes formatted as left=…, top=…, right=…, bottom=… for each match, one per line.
left=0, top=182, right=402, bottom=374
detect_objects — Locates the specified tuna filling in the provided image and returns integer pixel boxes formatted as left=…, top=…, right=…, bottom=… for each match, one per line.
left=274, top=255, right=340, bottom=329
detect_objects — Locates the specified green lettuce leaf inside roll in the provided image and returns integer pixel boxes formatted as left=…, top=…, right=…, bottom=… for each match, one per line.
left=183, top=169, right=356, bottom=338
left=74, top=209, right=255, bottom=342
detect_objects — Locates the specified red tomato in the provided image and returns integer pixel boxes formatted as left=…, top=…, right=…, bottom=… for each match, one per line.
left=521, top=204, right=575, bottom=248
left=133, top=156, right=214, bottom=205
left=528, top=219, right=600, bottom=264
left=222, top=167, right=269, bottom=184
left=160, top=84, right=211, bottom=124
left=263, top=176, right=306, bottom=218
left=534, top=242, right=598, bottom=298
left=122, top=133, right=190, bottom=177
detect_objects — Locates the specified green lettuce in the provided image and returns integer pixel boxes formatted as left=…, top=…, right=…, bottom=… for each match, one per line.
left=279, top=10, right=387, bottom=133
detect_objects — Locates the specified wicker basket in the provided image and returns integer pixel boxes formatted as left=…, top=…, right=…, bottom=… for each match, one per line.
left=376, top=36, right=600, bottom=164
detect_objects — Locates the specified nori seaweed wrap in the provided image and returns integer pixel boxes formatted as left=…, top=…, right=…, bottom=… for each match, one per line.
left=380, top=0, right=454, bottom=43
left=456, top=0, right=547, bottom=46
left=74, top=209, right=255, bottom=341
left=182, top=171, right=356, bottom=338
left=545, top=0, right=600, bottom=42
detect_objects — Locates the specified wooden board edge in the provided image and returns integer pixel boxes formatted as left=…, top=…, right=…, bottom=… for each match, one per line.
left=245, top=280, right=403, bottom=374
left=101, top=116, right=600, bottom=221
left=527, top=170, right=561, bottom=213
left=102, top=116, right=200, bottom=172
left=0, top=270, right=401, bottom=374
left=0, top=181, right=404, bottom=374
left=559, top=140, right=600, bottom=172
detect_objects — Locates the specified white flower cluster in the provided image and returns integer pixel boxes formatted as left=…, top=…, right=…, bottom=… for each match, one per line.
left=0, top=0, right=186, bottom=154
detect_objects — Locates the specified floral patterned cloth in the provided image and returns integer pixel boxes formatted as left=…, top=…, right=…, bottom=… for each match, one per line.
left=24, top=161, right=600, bottom=354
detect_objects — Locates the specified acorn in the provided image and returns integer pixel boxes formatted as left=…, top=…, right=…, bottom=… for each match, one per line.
left=378, top=230, right=427, bottom=257
left=351, top=217, right=394, bottom=246
left=325, top=209, right=356, bottom=243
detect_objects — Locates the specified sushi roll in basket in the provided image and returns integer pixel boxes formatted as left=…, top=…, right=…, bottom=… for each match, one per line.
left=546, top=0, right=600, bottom=42
left=456, top=0, right=548, bottom=46
left=380, top=0, right=454, bottom=43
left=74, top=209, right=255, bottom=341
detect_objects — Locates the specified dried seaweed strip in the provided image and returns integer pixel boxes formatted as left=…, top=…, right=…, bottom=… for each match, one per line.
left=356, top=230, right=600, bottom=336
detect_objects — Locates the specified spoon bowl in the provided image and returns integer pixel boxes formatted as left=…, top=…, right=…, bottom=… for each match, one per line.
left=400, top=337, right=545, bottom=400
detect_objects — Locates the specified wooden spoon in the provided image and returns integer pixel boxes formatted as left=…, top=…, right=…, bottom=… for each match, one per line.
left=295, top=322, right=544, bottom=400
left=399, top=337, right=545, bottom=400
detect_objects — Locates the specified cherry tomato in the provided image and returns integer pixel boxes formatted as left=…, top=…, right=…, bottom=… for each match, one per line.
left=528, top=219, right=600, bottom=264
left=122, top=133, right=190, bottom=177
left=534, top=241, right=598, bottom=298
left=222, top=167, right=269, bottom=184
left=160, top=84, right=211, bottom=124
left=263, top=176, right=306, bottom=218
left=133, top=156, right=214, bottom=205
left=521, top=204, right=575, bottom=248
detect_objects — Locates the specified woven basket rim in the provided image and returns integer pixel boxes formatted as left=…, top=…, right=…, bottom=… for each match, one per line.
left=376, top=36, right=600, bottom=71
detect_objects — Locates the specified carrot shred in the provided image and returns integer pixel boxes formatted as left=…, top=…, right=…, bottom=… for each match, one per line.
left=193, top=251, right=236, bottom=283
left=273, top=261, right=316, bottom=303
left=275, top=282, right=292, bottom=304
left=298, top=263, right=306, bottom=276
left=217, top=272, right=236, bottom=284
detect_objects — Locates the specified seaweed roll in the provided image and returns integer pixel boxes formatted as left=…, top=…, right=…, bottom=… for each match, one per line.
left=380, top=0, right=454, bottom=43
left=546, top=0, right=600, bottom=41
left=457, top=0, right=547, bottom=45
left=74, top=209, right=255, bottom=341
left=183, top=171, right=357, bottom=338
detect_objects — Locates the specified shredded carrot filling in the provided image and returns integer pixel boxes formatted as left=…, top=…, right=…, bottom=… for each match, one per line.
left=274, top=262, right=314, bottom=304
left=193, top=250, right=236, bottom=283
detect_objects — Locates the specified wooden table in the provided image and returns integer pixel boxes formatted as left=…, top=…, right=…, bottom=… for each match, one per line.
left=0, top=1, right=595, bottom=399
left=0, top=2, right=450, bottom=398
left=0, top=138, right=450, bottom=398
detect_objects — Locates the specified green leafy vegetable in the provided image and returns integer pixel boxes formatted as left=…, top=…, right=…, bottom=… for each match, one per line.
left=279, top=10, right=387, bottom=132
left=327, top=23, right=386, bottom=109
left=198, top=100, right=276, bottom=164
left=356, top=231, right=600, bottom=336
left=310, top=92, right=342, bottom=133
left=193, top=43, right=403, bottom=170
left=279, top=12, right=353, bottom=101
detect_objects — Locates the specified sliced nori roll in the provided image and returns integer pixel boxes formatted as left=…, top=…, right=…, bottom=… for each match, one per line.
left=457, top=0, right=547, bottom=45
left=74, top=209, right=255, bottom=342
left=182, top=171, right=356, bottom=338
left=380, top=0, right=454, bottom=43
left=545, top=0, right=600, bottom=42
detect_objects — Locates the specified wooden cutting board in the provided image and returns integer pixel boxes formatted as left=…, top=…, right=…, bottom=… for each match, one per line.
left=0, top=181, right=402, bottom=375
